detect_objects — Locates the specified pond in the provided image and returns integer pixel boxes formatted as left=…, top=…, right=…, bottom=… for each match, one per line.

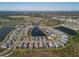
left=55, top=26, right=77, bottom=36
left=0, top=27, right=14, bottom=42
left=31, top=27, right=46, bottom=36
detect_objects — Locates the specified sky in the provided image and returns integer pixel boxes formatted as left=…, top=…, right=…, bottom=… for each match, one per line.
left=0, top=2, right=79, bottom=11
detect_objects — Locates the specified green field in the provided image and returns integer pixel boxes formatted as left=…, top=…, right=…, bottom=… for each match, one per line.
left=40, top=19, right=63, bottom=26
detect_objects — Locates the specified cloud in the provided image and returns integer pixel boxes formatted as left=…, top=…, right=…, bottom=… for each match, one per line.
left=0, top=6, right=79, bottom=11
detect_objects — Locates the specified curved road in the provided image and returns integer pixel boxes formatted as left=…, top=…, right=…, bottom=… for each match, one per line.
left=0, top=25, right=26, bottom=56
